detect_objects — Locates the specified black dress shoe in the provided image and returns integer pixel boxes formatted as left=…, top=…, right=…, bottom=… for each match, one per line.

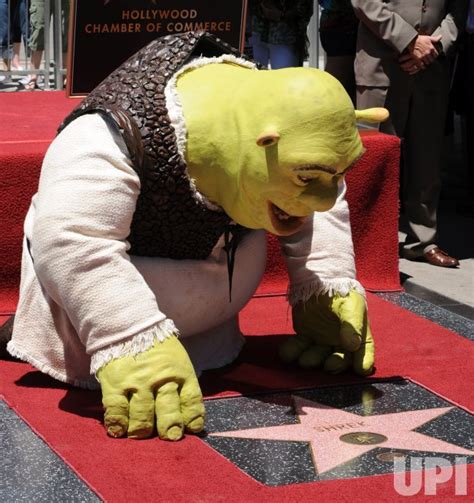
left=423, top=247, right=460, bottom=268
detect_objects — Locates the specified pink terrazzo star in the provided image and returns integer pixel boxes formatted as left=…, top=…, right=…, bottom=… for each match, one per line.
left=210, top=396, right=473, bottom=474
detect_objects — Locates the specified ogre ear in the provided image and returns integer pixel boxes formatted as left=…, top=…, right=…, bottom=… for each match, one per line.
left=256, top=131, right=280, bottom=148
left=355, top=107, right=389, bottom=123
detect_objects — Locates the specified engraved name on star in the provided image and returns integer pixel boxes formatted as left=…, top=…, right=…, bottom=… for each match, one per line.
left=210, top=396, right=473, bottom=474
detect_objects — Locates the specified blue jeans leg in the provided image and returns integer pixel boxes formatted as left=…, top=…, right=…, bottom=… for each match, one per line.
left=0, top=0, right=9, bottom=59
left=251, top=32, right=270, bottom=67
left=268, top=43, right=299, bottom=69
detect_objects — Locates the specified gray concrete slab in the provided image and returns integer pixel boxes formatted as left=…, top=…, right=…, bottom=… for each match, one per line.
left=399, top=202, right=474, bottom=313
left=0, top=400, right=101, bottom=503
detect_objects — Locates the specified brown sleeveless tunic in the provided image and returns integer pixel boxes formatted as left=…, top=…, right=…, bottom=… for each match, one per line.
left=59, top=31, right=249, bottom=260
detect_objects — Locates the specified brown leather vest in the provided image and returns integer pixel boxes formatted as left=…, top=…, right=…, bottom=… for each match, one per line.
left=59, top=31, right=249, bottom=260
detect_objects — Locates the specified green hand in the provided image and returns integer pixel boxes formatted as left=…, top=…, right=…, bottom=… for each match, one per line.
left=97, top=335, right=205, bottom=440
left=279, top=290, right=375, bottom=375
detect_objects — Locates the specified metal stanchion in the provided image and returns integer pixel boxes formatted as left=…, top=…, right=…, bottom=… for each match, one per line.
left=43, top=0, right=51, bottom=89
left=24, top=0, right=29, bottom=74
left=7, top=0, right=11, bottom=69
left=1, top=0, right=14, bottom=81
left=307, top=1, right=322, bottom=69
left=53, top=0, right=63, bottom=89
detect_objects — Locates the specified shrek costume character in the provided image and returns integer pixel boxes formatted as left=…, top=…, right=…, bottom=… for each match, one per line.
left=8, top=32, right=384, bottom=441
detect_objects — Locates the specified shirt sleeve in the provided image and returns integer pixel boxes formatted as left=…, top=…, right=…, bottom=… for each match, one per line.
left=279, top=181, right=365, bottom=305
left=31, top=113, right=172, bottom=357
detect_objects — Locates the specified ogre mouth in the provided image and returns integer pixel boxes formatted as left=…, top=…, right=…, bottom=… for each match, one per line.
left=268, top=202, right=306, bottom=235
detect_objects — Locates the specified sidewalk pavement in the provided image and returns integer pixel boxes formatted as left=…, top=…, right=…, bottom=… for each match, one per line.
left=397, top=203, right=473, bottom=320
left=396, top=112, right=473, bottom=320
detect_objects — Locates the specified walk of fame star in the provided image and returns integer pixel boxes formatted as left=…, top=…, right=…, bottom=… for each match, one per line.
left=210, top=396, right=473, bottom=475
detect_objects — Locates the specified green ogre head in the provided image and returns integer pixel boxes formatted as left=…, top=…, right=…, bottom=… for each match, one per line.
left=176, top=62, right=387, bottom=236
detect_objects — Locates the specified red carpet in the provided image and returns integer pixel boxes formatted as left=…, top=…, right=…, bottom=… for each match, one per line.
left=1, top=92, right=81, bottom=314
left=1, top=293, right=472, bottom=502
left=0, top=91, right=401, bottom=314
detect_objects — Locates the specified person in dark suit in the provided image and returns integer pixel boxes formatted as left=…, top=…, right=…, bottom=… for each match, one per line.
left=351, top=0, right=468, bottom=267
left=464, top=1, right=474, bottom=207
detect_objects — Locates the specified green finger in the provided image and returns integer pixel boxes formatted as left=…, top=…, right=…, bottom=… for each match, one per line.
left=353, top=324, right=375, bottom=376
left=278, top=333, right=312, bottom=363
left=155, top=381, right=184, bottom=441
left=324, top=351, right=353, bottom=374
left=339, top=324, right=362, bottom=352
left=128, top=390, right=155, bottom=439
left=103, top=393, right=129, bottom=438
left=180, top=377, right=205, bottom=434
left=298, top=344, right=332, bottom=369
left=334, top=292, right=366, bottom=352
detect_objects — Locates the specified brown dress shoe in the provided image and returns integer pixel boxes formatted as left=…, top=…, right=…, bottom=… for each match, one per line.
left=423, top=247, right=460, bottom=268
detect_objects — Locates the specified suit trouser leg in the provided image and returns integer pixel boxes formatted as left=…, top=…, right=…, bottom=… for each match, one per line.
left=357, top=74, right=448, bottom=256
left=466, top=34, right=474, bottom=197
left=401, top=70, right=449, bottom=255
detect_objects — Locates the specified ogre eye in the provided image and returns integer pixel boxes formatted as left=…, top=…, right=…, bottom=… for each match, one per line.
left=297, top=175, right=312, bottom=185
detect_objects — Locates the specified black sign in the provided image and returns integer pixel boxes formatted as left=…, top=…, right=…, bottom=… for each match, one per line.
left=67, top=0, right=248, bottom=97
